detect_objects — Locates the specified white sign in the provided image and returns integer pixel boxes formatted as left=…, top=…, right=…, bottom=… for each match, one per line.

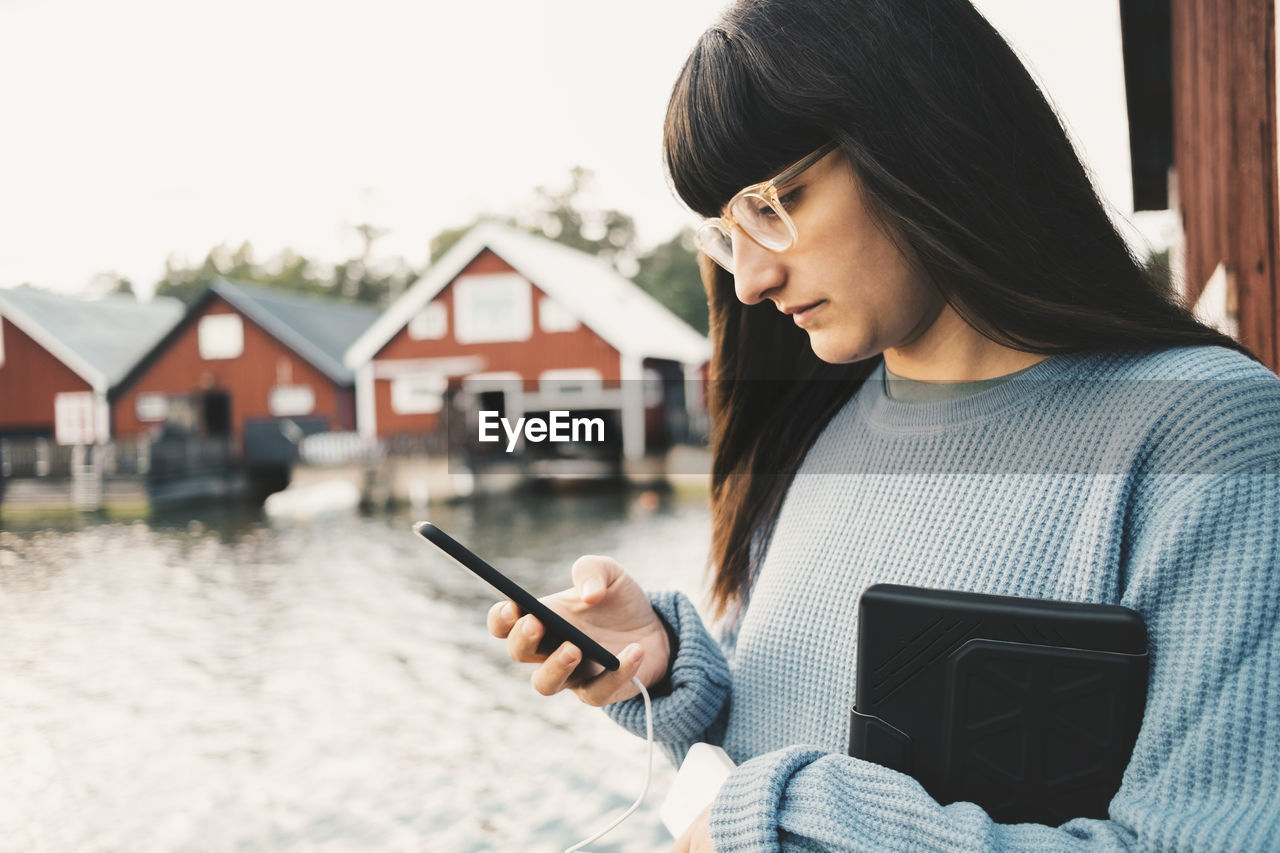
left=390, top=374, right=446, bottom=415
left=268, top=384, right=316, bottom=417
left=54, top=392, right=97, bottom=445
left=135, top=392, right=170, bottom=422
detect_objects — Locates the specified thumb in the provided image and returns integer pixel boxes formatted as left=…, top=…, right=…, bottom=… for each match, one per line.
left=570, top=555, right=623, bottom=604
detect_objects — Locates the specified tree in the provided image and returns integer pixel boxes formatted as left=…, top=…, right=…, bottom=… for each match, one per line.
left=86, top=271, right=136, bottom=299
left=331, top=223, right=419, bottom=306
left=634, top=228, right=708, bottom=334
left=153, top=226, right=419, bottom=307
left=154, top=241, right=267, bottom=306
left=429, top=224, right=474, bottom=265
left=430, top=168, right=639, bottom=272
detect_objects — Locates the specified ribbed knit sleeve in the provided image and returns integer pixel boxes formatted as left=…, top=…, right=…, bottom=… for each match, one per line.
left=604, top=590, right=732, bottom=762
left=708, top=425, right=1280, bottom=849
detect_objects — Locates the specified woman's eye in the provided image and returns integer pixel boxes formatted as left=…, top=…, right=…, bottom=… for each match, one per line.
left=778, top=187, right=803, bottom=210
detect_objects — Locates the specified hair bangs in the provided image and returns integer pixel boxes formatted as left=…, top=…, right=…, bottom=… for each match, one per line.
left=663, top=28, right=826, bottom=218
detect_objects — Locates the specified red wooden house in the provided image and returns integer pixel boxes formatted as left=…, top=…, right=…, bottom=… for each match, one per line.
left=344, top=223, right=709, bottom=463
left=114, top=279, right=380, bottom=464
left=0, top=287, right=183, bottom=443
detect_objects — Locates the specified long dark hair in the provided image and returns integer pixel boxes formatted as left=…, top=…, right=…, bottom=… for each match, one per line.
left=666, top=0, right=1255, bottom=618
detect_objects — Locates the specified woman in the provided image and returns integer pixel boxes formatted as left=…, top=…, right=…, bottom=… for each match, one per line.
left=489, top=0, right=1280, bottom=849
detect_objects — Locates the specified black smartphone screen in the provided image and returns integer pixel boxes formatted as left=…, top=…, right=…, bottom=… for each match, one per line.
left=414, top=521, right=621, bottom=671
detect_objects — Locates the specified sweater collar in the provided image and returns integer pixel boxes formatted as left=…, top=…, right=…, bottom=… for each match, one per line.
left=856, top=350, right=1104, bottom=431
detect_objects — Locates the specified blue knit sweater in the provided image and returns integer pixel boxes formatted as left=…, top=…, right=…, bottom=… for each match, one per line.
left=607, top=346, right=1280, bottom=851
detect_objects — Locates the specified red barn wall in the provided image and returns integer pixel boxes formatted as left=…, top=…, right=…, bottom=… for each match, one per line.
left=0, top=315, right=93, bottom=435
left=372, top=250, right=622, bottom=437
left=114, top=297, right=352, bottom=438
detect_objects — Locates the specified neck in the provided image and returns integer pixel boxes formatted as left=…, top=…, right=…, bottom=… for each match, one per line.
left=882, top=304, right=1048, bottom=382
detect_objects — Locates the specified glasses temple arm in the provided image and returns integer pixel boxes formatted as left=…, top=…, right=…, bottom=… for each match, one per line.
left=771, top=141, right=840, bottom=185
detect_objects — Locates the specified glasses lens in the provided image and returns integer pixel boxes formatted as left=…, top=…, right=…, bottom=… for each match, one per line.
left=729, top=192, right=795, bottom=252
left=695, top=221, right=735, bottom=273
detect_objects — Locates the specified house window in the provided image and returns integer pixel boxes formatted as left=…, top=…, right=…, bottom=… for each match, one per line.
left=391, top=373, right=446, bottom=415
left=198, top=314, right=244, bottom=360
left=54, top=392, right=97, bottom=445
left=269, top=384, right=316, bottom=417
left=135, top=392, right=170, bottom=422
left=453, top=274, right=532, bottom=344
left=409, top=302, right=448, bottom=340
left=539, top=296, right=579, bottom=333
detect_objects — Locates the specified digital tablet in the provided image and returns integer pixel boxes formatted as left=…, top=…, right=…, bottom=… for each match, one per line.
left=850, top=584, right=1148, bottom=825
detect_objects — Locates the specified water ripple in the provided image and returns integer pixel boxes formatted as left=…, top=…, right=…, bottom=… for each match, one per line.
left=0, top=490, right=711, bottom=852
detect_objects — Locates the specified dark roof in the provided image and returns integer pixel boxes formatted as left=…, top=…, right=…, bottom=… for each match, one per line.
left=211, top=279, right=381, bottom=384
left=0, top=287, right=184, bottom=390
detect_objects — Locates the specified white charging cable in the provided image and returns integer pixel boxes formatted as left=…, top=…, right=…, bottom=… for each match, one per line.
left=563, top=677, right=654, bottom=853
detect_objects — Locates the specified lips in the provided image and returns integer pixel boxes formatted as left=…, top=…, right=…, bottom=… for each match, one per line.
left=781, top=300, right=824, bottom=315
left=785, top=300, right=827, bottom=328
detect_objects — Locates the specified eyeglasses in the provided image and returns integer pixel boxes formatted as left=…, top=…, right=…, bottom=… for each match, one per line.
left=694, top=142, right=838, bottom=274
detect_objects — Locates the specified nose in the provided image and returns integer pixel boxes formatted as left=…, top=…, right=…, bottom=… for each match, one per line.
left=731, top=231, right=786, bottom=306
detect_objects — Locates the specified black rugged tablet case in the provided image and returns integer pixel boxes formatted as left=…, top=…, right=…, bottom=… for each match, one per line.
left=849, top=584, right=1148, bottom=826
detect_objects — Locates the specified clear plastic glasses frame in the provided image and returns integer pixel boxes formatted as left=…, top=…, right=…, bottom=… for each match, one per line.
left=694, top=141, right=838, bottom=274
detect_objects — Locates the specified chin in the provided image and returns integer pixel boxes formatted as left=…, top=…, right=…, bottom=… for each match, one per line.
left=806, top=333, right=867, bottom=365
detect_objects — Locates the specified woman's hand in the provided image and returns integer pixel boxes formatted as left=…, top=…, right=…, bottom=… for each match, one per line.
left=486, top=555, right=670, bottom=706
left=670, top=805, right=712, bottom=852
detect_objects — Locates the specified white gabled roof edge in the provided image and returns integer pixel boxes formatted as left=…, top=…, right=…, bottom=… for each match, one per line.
left=0, top=291, right=108, bottom=392
left=345, top=227, right=499, bottom=370
left=345, top=223, right=710, bottom=370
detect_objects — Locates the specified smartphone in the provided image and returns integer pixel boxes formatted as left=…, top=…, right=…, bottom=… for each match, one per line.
left=413, top=521, right=621, bottom=671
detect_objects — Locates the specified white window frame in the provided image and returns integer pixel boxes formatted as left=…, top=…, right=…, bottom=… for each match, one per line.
left=198, top=313, right=244, bottom=360
left=538, top=296, right=580, bottom=333
left=54, top=392, right=97, bottom=445
left=135, top=392, right=170, bottom=422
left=453, top=274, right=533, bottom=344
left=390, top=373, right=447, bottom=415
left=268, top=384, right=317, bottom=417
left=408, top=302, right=449, bottom=340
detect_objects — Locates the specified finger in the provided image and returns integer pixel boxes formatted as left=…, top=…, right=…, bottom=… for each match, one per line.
left=487, top=600, right=521, bottom=638
left=573, top=643, right=644, bottom=707
left=530, top=641, right=582, bottom=696
left=570, top=555, right=623, bottom=605
left=506, top=613, right=549, bottom=663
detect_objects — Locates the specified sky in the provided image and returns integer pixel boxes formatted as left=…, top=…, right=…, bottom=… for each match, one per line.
left=0, top=0, right=1162, bottom=299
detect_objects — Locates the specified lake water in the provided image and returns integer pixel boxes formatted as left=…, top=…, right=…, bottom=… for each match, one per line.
left=0, top=487, right=714, bottom=852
